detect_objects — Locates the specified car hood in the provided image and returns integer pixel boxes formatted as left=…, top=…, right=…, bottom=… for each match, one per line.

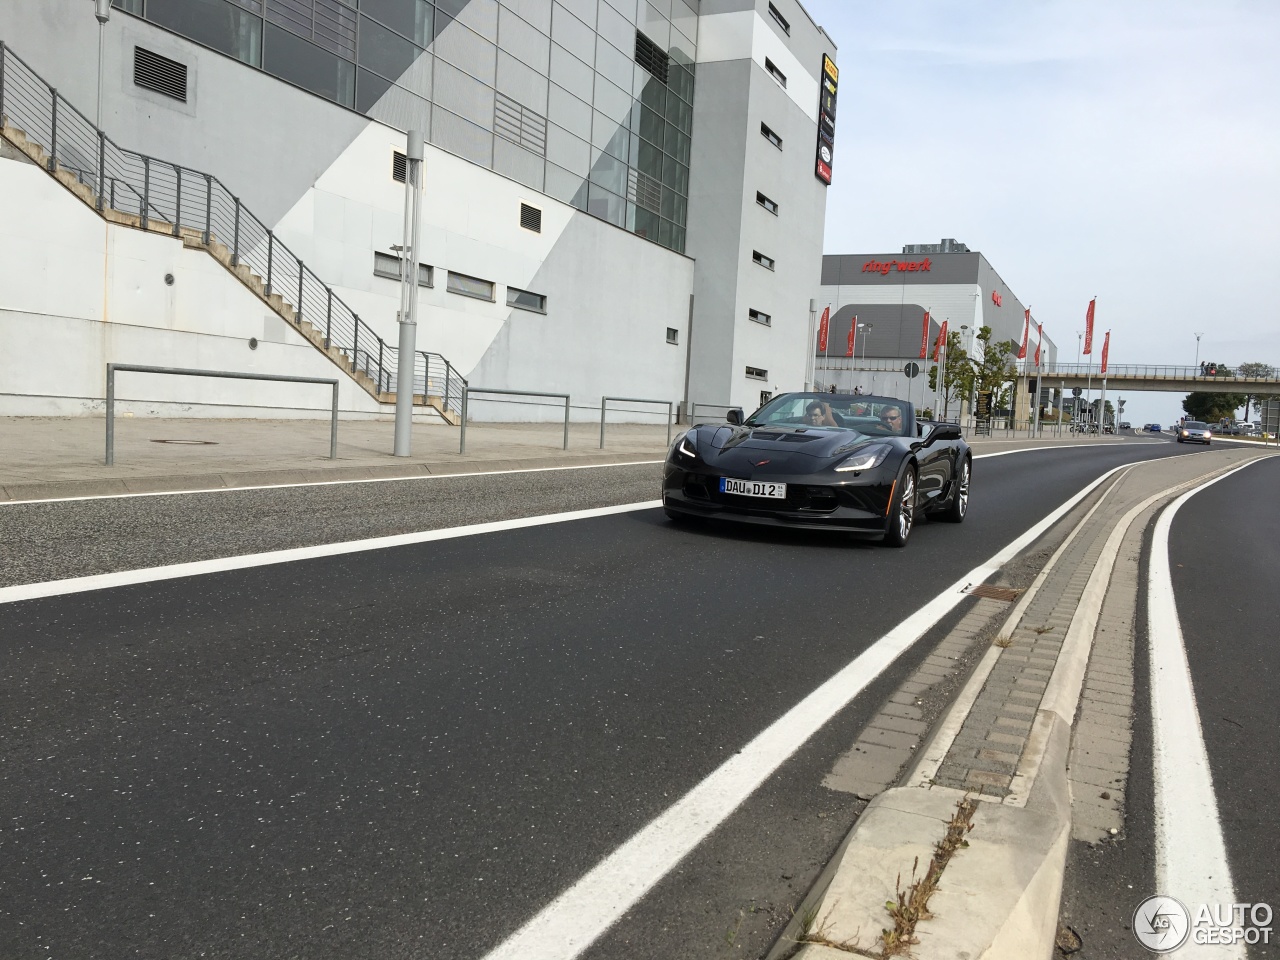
left=687, top=424, right=894, bottom=467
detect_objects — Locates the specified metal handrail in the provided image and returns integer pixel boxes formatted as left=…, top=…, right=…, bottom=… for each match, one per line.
left=0, top=40, right=464, bottom=421
left=105, top=363, right=338, bottom=464
left=459, top=387, right=571, bottom=454
left=600, top=396, right=673, bottom=448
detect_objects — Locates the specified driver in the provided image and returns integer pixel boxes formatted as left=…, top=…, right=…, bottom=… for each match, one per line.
left=878, top=404, right=904, bottom=434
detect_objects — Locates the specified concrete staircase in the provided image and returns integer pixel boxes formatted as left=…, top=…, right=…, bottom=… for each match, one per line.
left=0, top=119, right=460, bottom=425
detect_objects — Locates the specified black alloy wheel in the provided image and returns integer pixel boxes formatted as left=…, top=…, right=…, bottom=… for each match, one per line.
left=943, top=456, right=970, bottom=523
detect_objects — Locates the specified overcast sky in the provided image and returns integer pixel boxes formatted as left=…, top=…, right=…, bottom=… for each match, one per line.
left=802, top=0, right=1280, bottom=423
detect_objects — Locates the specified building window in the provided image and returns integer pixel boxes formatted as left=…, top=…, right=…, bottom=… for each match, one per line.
left=756, top=191, right=778, bottom=215
left=760, top=389, right=773, bottom=407
left=143, top=0, right=262, bottom=67
left=133, top=46, right=189, bottom=102
left=746, top=366, right=769, bottom=380
left=666, top=327, right=679, bottom=344
left=760, top=122, right=782, bottom=149
left=373, top=252, right=432, bottom=286
left=519, top=203, right=542, bottom=233
left=635, top=30, right=670, bottom=84
left=768, top=3, right=791, bottom=35
left=752, top=250, right=775, bottom=270
left=748, top=309, right=772, bottom=326
left=447, top=271, right=496, bottom=301
left=112, top=0, right=144, bottom=14
left=392, top=151, right=407, bottom=183
left=765, top=58, right=787, bottom=88
left=506, top=286, right=546, bottom=313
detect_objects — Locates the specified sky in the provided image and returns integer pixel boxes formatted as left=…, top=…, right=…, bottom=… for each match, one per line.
left=800, top=0, right=1280, bottom=425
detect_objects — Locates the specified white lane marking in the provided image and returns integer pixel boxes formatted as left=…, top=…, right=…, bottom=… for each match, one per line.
left=0, top=459, right=666, bottom=507
left=1148, top=459, right=1264, bottom=957
left=478, top=458, right=1152, bottom=960
left=0, top=502, right=662, bottom=605
left=972, top=439, right=1165, bottom=459
left=1, top=438, right=1167, bottom=507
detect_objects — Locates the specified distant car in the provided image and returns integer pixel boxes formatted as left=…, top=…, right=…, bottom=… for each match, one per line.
left=1177, top=421, right=1212, bottom=444
left=1119, top=422, right=1131, bottom=430
left=662, top=392, right=971, bottom=547
left=1239, top=423, right=1260, bottom=436
left=1147, top=423, right=1162, bottom=432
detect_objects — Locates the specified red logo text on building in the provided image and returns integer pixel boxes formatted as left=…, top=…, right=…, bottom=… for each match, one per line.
left=861, top=258, right=932, bottom=276
left=991, top=291, right=1003, bottom=306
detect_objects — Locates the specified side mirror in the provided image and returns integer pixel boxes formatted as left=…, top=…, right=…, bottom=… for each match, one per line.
left=930, top=423, right=962, bottom=441
left=726, top=408, right=745, bottom=425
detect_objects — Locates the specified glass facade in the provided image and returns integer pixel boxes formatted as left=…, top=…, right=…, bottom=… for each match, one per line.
left=112, top=0, right=697, bottom=253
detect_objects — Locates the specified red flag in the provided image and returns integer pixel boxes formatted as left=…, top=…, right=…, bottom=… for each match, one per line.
left=1034, top=322, right=1043, bottom=366
left=1017, top=308, right=1030, bottom=360
left=1101, top=330, right=1110, bottom=374
left=1083, top=299, right=1096, bottom=355
left=817, top=306, right=830, bottom=352
left=919, top=310, right=931, bottom=359
left=932, top=319, right=947, bottom=363
left=846, top=315, right=857, bottom=357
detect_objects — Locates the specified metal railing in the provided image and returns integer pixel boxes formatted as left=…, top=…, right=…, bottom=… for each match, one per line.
left=105, top=363, right=338, bottom=465
left=818, top=357, right=1280, bottom=383
left=0, top=40, right=465, bottom=421
left=459, top=388, right=571, bottom=454
left=600, top=396, right=673, bottom=448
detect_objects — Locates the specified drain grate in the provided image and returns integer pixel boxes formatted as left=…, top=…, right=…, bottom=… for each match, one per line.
left=150, top=439, right=219, bottom=445
left=966, top=583, right=1022, bottom=602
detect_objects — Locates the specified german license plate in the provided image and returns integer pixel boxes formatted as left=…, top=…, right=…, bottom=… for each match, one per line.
left=720, top=478, right=787, bottom=499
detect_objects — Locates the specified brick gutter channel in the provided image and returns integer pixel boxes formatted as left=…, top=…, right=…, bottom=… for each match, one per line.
left=773, top=447, right=1274, bottom=960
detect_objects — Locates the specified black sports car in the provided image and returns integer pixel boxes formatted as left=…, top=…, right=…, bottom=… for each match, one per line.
left=662, top=392, right=971, bottom=546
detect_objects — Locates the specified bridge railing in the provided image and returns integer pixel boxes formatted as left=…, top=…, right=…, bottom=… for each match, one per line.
left=817, top=358, right=1280, bottom=381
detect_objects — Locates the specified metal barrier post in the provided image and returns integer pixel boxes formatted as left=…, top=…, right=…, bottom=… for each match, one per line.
left=202, top=174, right=212, bottom=244
left=352, top=321, right=359, bottom=371
left=444, top=360, right=452, bottom=411
left=563, top=396, right=570, bottom=450
left=667, top=402, right=673, bottom=447
left=105, top=363, right=115, bottom=465
left=265, top=231, right=273, bottom=295
left=96, top=132, right=105, bottom=212
left=232, top=201, right=240, bottom=264
left=0, top=42, right=6, bottom=124
left=48, top=87, right=57, bottom=171
left=173, top=163, right=182, bottom=237
left=600, top=396, right=607, bottom=448
left=377, top=340, right=384, bottom=394
left=296, top=260, right=304, bottom=324
left=459, top=388, right=469, bottom=454
left=325, top=288, right=333, bottom=346
left=330, top=382, right=339, bottom=459
left=141, top=156, right=149, bottom=229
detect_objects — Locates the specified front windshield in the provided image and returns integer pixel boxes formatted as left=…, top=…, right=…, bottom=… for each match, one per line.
left=1184, top=422, right=1208, bottom=429
left=748, top=394, right=908, bottom=437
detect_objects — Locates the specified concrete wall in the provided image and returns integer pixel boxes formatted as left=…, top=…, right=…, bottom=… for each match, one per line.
left=0, top=157, right=407, bottom=419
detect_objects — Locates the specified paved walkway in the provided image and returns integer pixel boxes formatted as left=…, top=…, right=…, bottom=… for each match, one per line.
left=0, top=415, right=1145, bottom=502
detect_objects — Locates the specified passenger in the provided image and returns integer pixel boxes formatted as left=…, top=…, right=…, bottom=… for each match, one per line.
left=805, top=401, right=840, bottom=427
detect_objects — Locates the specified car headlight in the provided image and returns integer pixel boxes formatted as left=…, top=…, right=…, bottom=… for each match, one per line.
left=1182, top=430, right=1189, bottom=436
left=835, top=444, right=891, bottom=472
left=1205, top=431, right=1212, bottom=438
left=672, top=430, right=699, bottom=462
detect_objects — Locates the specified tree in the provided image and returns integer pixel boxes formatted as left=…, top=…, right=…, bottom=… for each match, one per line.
left=1235, top=361, right=1277, bottom=420
left=1182, top=391, right=1246, bottom=423
left=969, top=327, right=1016, bottom=417
left=926, top=331, right=970, bottom=417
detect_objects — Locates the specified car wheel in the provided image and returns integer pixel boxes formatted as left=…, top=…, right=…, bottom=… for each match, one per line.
left=883, top=467, right=916, bottom=548
left=942, top=456, right=970, bottom=523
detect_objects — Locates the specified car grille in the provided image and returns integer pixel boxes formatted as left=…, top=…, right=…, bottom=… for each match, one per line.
left=686, top=478, right=838, bottom=513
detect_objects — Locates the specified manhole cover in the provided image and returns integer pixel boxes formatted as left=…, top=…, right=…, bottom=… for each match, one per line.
left=149, top=439, right=219, bottom=445
left=966, top=584, right=1022, bottom=602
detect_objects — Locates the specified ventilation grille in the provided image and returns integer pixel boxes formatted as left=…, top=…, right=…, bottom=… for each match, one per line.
left=627, top=169, right=662, bottom=213
left=133, top=46, right=188, bottom=102
left=392, top=151, right=407, bottom=183
left=495, top=92, right=548, bottom=157
left=635, top=31, right=670, bottom=84
left=520, top=203, right=542, bottom=233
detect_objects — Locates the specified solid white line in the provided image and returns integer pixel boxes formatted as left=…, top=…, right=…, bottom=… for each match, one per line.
left=0, top=502, right=663, bottom=605
left=478, top=457, right=1154, bottom=960
left=1148, top=460, right=1262, bottom=957
left=0, top=459, right=666, bottom=507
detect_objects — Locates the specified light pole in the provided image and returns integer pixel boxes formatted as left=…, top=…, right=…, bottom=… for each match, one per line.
left=858, top=322, right=871, bottom=392
left=1193, top=331, right=1203, bottom=374
left=805, top=299, right=817, bottom=391
left=393, top=130, right=424, bottom=457
left=94, top=0, right=110, bottom=127
left=1075, top=331, right=1083, bottom=420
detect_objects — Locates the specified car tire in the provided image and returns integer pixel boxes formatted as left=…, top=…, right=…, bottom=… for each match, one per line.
left=883, top=466, right=917, bottom=548
left=942, top=456, right=970, bottom=523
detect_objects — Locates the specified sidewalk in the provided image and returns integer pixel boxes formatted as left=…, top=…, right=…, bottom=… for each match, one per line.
left=0, top=416, right=1140, bottom=502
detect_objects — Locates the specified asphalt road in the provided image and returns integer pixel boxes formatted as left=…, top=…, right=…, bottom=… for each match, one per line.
left=0, top=439, right=1213, bottom=960
left=1057, top=452, right=1279, bottom=959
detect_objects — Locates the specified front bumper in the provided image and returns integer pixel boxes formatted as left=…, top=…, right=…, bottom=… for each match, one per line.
left=661, top=462, right=896, bottom=535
